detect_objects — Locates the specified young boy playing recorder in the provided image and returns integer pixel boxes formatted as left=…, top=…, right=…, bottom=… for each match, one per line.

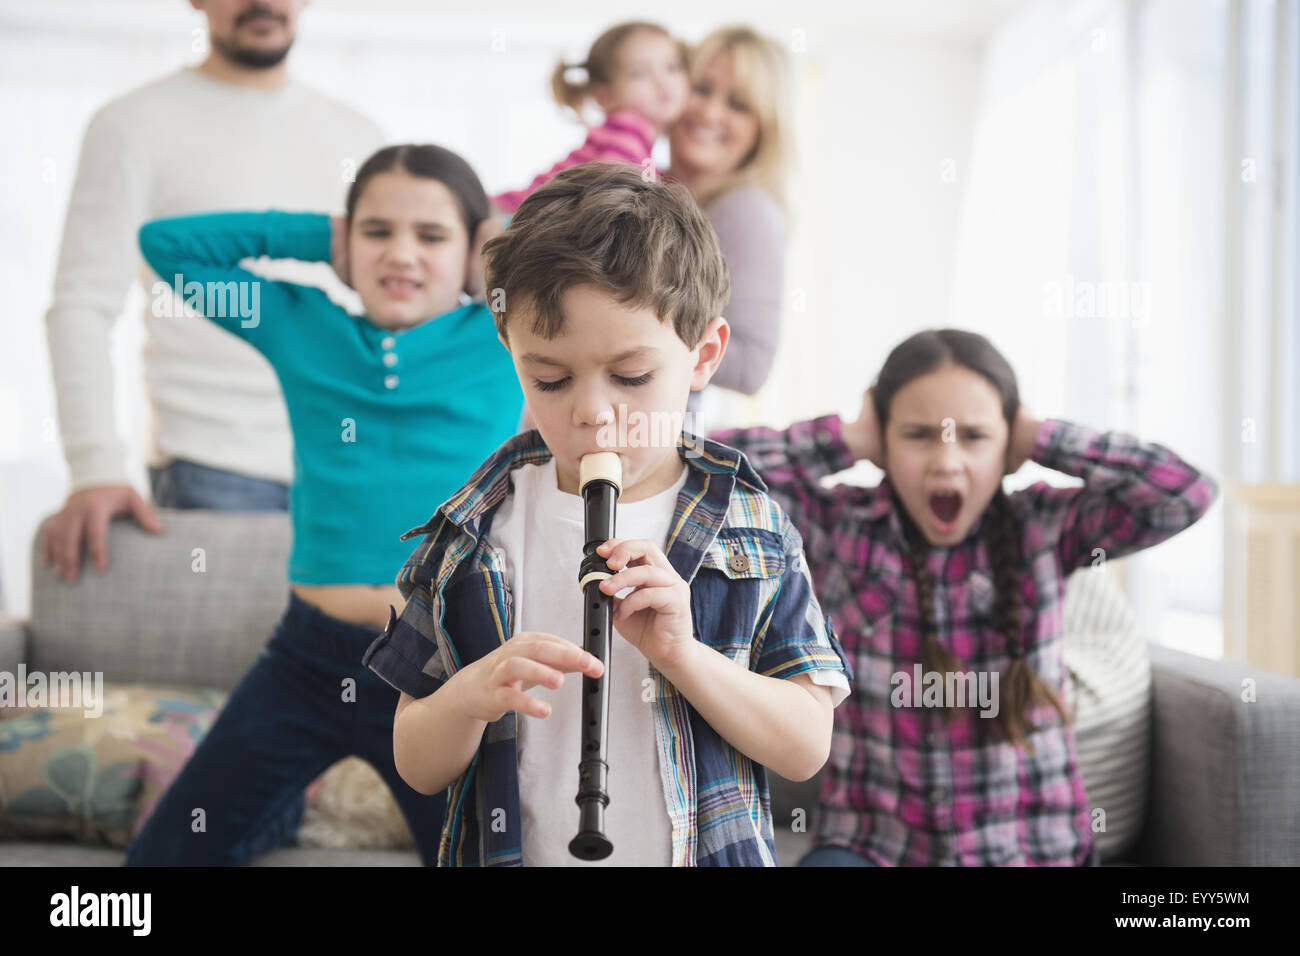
left=362, top=162, right=852, bottom=866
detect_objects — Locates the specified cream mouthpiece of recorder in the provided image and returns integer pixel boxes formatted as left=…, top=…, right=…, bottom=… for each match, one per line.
left=579, top=451, right=622, bottom=495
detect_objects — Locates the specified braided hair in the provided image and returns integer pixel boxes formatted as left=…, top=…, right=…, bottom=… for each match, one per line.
left=876, top=330, right=1071, bottom=751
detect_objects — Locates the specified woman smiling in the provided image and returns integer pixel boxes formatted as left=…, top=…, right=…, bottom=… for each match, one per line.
left=667, top=26, right=793, bottom=426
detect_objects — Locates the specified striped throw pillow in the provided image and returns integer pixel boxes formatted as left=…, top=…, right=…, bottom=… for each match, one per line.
left=1061, top=565, right=1151, bottom=862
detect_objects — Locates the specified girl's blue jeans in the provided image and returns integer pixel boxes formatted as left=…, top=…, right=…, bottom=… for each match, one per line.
left=796, top=843, right=1103, bottom=866
left=798, top=846, right=879, bottom=866
left=123, top=590, right=448, bottom=866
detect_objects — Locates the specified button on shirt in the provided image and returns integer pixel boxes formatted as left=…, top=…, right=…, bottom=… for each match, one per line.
left=363, top=428, right=853, bottom=866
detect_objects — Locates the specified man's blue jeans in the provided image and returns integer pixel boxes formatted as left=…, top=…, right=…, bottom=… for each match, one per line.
left=124, top=590, right=448, bottom=865
left=148, top=457, right=289, bottom=511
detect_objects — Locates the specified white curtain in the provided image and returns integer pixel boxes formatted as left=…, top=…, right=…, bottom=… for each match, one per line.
left=949, top=0, right=1299, bottom=657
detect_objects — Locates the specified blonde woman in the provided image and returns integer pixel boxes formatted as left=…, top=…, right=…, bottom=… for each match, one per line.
left=666, top=26, right=794, bottom=426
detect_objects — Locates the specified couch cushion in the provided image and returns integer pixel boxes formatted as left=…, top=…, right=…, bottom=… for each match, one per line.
left=1139, top=643, right=1300, bottom=865
left=1, top=681, right=416, bottom=853
left=0, top=841, right=421, bottom=866
left=298, top=757, right=413, bottom=850
left=28, top=510, right=292, bottom=691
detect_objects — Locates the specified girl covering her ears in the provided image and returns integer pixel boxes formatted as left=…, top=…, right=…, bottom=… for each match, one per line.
left=710, top=328, right=1218, bottom=866
left=124, top=144, right=523, bottom=866
left=491, top=21, right=690, bottom=214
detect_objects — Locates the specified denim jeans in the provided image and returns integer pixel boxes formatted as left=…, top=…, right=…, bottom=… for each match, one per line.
left=124, top=590, right=448, bottom=866
left=797, top=845, right=879, bottom=866
left=148, top=457, right=289, bottom=511
left=797, top=842, right=1102, bottom=866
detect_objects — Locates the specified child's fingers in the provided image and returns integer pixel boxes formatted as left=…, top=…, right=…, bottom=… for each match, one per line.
left=497, top=655, right=565, bottom=691
left=613, top=585, right=683, bottom=620
left=512, top=632, right=604, bottom=677
left=494, top=684, right=551, bottom=718
left=599, top=564, right=676, bottom=594
left=596, top=537, right=672, bottom=573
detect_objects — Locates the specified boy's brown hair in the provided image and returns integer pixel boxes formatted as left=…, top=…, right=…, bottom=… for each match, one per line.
left=482, top=163, right=730, bottom=349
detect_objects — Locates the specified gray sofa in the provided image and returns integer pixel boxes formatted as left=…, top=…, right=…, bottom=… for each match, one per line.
left=2, top=509, right=1297, bottom=866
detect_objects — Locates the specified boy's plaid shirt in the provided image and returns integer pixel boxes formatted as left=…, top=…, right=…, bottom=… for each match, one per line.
left=710, top=415, right=1218, bottom=865
left=363, top=427, right=853, bottom=866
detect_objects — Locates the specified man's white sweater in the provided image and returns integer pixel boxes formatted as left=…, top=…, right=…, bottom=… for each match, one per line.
left=45, top=66, right=385, bottom=491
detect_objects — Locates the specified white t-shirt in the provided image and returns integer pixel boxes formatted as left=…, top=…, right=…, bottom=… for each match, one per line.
left=487, top=456, right=689, bottom=866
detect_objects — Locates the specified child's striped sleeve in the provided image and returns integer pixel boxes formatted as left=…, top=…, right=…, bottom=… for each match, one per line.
left=491, top=109, right=657, bottom=213
left=363, top=514, right=452, bottom=700
left=752, top=513, right=854, bottom=703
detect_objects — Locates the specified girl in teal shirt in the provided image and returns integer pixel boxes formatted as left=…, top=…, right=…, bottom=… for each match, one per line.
left=125, top=144, right=522, bottom=866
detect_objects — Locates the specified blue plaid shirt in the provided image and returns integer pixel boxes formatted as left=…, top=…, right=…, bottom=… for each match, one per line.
left=363, top=427, right=853, bottom=866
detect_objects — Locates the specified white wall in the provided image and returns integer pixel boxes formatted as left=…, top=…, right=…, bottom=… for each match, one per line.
left=713, top=28, right=984, bottom=471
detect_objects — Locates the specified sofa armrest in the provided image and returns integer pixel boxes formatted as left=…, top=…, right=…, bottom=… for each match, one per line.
left=0, top=614, right=28, bottom=675
left=28, top=510, right=291, bottom=690
left=1137, top=643, right=1300, bottom=865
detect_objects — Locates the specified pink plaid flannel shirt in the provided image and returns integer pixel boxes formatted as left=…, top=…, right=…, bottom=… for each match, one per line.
left=711, top=414, right=1218, bottom=865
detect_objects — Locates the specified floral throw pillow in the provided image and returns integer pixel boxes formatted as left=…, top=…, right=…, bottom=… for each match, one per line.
left=0, top=684, right=226, bottom=846
left=1, top=683, right=414, bottom=851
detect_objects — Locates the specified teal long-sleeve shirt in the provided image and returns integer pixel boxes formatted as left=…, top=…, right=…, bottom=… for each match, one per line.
left=139, top=210, right=524, bottom=586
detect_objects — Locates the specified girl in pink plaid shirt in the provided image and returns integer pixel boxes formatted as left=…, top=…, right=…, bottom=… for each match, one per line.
left=711, top=328, right=1218, bottom=865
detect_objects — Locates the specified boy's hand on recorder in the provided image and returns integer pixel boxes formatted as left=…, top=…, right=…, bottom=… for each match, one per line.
left=1005, top=404, right=1044, bottom=475
left=595, top=538, right=694, bottom=670
left=451, top=633, right=604, bottom=723
left=329, top=214, right=351, bottom=287
left=842, top=386, right=884, bottom=468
